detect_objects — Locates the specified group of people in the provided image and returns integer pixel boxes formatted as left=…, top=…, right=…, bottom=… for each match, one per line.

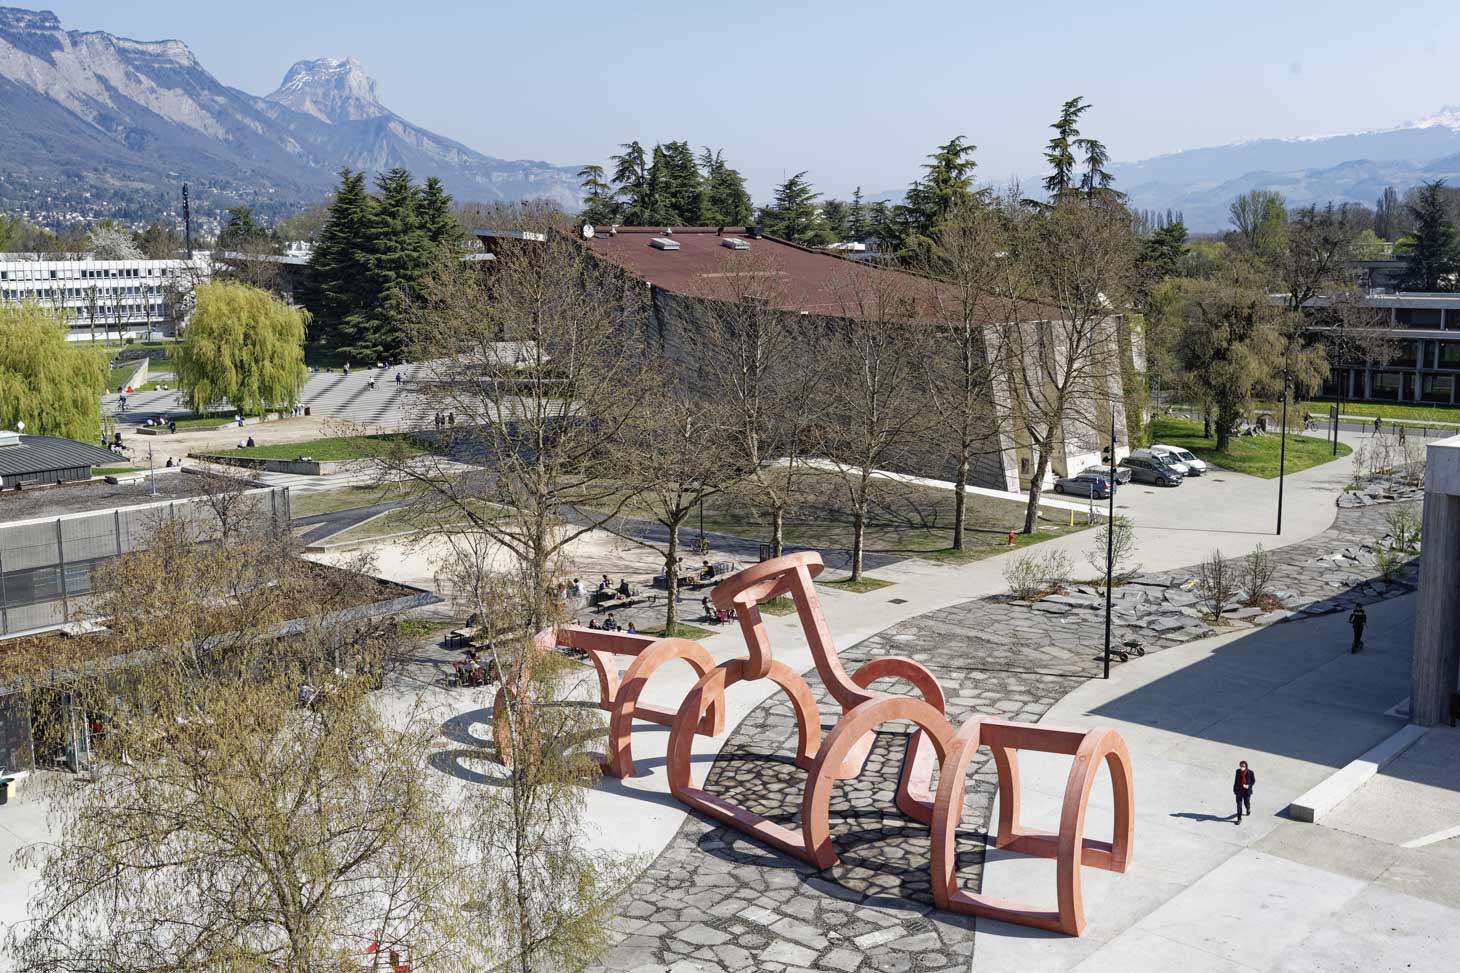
left=140, top=417, right=177, bottom=434
left=236, top=436, right=256, bottom=449
left=432, top=413, right=456, bottom=430
left=587, top=614, right=635, bottom=634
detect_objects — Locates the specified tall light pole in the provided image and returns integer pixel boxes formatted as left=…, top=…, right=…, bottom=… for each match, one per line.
left=1103, top=408, right=1117, bottom=680
left=1276, top=368, right=1290, bottom=535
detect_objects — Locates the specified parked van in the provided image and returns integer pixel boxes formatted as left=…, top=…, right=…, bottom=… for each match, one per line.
left=1149, top=443, right=1208, bottom=475
left=1129, top=447, right=1190, bottom=477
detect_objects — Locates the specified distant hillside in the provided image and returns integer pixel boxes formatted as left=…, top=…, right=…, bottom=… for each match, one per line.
left=0, top=7, right=583, bottom=226
left=1114, top=108, right=1460, bottom=230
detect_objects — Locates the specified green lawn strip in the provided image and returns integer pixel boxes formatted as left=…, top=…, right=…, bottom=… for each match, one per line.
left=916, top=528, right=1074, bottom=564
left=637, top=622, right=717, bottom=640
left=1295, top=399, right=1460, bottom=426
left=818, top=576, right=894, bottom=593
left=214, top=434, right=427, bottom=462
left=170, top=415, right=233, bottom=430
left=1151, top=417, right=1349, bottom=479
left=90, top=466, right=148, bottom=475
left=289, top=481, right=432, bottom=519
left=326, top=508, right=441, bottom=544
left=757, top=596, right=798, bottom=616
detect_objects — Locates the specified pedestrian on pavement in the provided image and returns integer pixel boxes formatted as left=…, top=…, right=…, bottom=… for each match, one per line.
left=1233, top=760, right=1255, bottom=822
left=448, top=412, right=455, bottom=426
left=119, top=395, right=127, bottom=411
left=395, top=372, right=403, bottom=385
left=168, top=420, right=176, bottom=434
left=1349, top=604, right=1366, bottom=653
left=1374, top=416, right=1382, bottom=434
left=1398, top=425, right=1407, bottom=445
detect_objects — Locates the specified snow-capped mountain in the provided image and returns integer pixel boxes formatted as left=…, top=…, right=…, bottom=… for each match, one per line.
left=0, top=7, right=582, bottom=224
left=1115, top=108, right=1460, bottom=230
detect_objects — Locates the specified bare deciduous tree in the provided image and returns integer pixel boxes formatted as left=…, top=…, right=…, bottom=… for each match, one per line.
left=991, top=196, right=1136, bottom=534
left=1198, top=548, right=1239, bottom=620
left=817, top=266, right=934, bottom=580
left=923, top=202, right=1005, bottom=550
left=678, top=250, right=825, bottom=558
left=1241, top=544, right=1276, bottom=607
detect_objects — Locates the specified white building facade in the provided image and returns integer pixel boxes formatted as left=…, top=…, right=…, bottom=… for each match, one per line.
left=0, top=254, right=211, bottom=341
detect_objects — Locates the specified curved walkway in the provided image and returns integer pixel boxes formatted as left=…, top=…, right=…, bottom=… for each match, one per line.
left=590, top=499, right=1421, bottom=972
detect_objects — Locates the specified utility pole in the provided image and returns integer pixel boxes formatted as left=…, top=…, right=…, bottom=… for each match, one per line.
left=148, top=444, right=157, bottom=497
left=1103, top=408, right=1117, bottom=680
left=182, top=184, right=193, bottom=259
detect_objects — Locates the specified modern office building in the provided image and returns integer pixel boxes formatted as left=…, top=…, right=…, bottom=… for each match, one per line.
left=1307, top=292, right=1460, bottom=405
left=0, top=254, right=210, bottom=340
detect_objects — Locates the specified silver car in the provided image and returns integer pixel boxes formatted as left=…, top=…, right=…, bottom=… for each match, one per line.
left=1150, top=444, right=1207, bottom=475
left=1053, top=472, right=1114, bottom=498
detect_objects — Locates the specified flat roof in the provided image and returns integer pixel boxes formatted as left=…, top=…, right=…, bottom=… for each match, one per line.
left=0, top=434, right=123, bottom=479
left=0, top=470, right=265, bottom=525
left=579, top=226, right=1019, bottom=325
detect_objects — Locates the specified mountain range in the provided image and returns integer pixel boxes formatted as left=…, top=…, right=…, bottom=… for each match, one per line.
left=0, top=6, right=582, bottom=227
left=1112, top=108, right=1460, bottom=231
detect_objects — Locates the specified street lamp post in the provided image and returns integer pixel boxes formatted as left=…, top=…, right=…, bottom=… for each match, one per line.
left=1277, top=370, right=1290, bottom=535
left=1103, top=409, right=1117, bottom=680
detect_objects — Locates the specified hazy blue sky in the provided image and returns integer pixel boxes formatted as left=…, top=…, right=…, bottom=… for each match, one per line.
left=40, top=0, right=1460, bottom=201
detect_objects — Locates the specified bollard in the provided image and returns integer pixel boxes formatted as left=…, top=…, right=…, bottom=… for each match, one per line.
left=1069, top=509, right=1075, bottom=527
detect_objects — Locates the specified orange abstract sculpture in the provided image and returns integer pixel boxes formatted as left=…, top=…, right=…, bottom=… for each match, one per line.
left=491, top=551, right=1134, bottom=937
left=667, top=552, right=949, bottom=866
left=492, top=627, right=724, bottom=776
left=930, top=717, right=1135, bottom=936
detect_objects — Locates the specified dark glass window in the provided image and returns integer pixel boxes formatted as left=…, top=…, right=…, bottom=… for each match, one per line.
left=1422, top=374, right=1455, bottom=403
left=1370, top=372, right=1405, bottom=400
left=1397, top=307, right=1443, bottom=328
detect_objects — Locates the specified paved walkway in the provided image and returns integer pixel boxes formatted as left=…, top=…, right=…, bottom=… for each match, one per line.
left=589, top=501, right=1424, bottom=972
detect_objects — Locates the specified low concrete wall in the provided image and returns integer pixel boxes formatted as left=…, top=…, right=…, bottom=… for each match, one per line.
left=120, top=357, right=148, bottom=391
left=193, top=453, right=352, bottom=476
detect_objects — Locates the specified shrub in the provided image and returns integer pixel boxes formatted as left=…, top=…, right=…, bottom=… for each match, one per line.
left=1041, top=551, right=1073, bottom=591
left=1003, top=553, right=1045, bottom=601
left=1241, top=544, right=1276, bottom=607
left=1198, top=548, right=1239, bottom=620
left=1384, top=504, right=1422, bottom=554
left=1375, top=544, right=1405, bottom=582
left=1086, top=515, right=1139, bottom=587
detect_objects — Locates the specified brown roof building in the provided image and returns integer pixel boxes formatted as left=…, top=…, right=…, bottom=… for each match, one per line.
left=472, top=224, right=1138, bottom=494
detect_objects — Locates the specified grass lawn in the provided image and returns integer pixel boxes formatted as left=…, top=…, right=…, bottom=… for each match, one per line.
left=1152, top=417, right=1350, bottom=478
left=609, top=474, right=1088, bottom=563
left=1297, top=399, right=1460, bottom=427
left=289, top=481, right=432, bottom=519
left=326, top=506, right=441, bottom=544
left=757, top=596, right=798, bottom=616
left=818, top=576, right=894, bottom=593
left=215, top=434, right=427, bottom=462
left=171, top=414, right=233, bottom=430
left=90, top=466, right=148, bottom=475
left=638, top=622, right=717, bottom=640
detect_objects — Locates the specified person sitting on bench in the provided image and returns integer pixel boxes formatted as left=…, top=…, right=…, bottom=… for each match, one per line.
left=700, top=560, right=715, bottom=580
left=617, top=578, right=631, bottom=598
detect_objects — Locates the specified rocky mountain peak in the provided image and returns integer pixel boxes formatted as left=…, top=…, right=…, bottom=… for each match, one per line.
left=0, top=6, right=62, bottom=31
left=266, top=56, right=388, bottom=124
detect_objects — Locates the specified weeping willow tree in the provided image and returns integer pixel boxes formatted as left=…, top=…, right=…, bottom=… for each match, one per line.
left=175, top=281, right=308, bottom=416
left=0, top=301, right=107, bottom=442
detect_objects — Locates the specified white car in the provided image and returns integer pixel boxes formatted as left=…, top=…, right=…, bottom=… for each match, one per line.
left=1150, top=444, right=1207, bottom=475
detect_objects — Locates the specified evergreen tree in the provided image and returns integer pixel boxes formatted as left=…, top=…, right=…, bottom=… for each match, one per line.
left=216, top=207, right=274, bottom=252
left=897, top=135, right=982, bottom=260
left=757, top=172, right=834, bottom=246
left=697, top=148, right=753, bottom=226
left=821, top=199, right=851, bottom=240
left=657, top=140, right=702, bottom=224
left=577, top=164, right=620, bottom=225
left=1043, top=97, right=1090, bottom=200
left=418, top=176, right=459, bottom=246
left=1075, top=132, right=1120, bottom=203
left=302, top=169, right=378, bottom=354
left=849, top=187, right=867, bottom=241
left=611, top=141, right=654, bottom=224
left=1397, top=180, right=1460, bottom=292
left=356, top=168, right=431, bottom=360
left=1135, top=220, right=1189, bottom=305
left=133, top=222, right=180, bottom=259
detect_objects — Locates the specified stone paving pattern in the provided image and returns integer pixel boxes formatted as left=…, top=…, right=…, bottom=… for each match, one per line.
left=593, top=503, right=1421, bottom=972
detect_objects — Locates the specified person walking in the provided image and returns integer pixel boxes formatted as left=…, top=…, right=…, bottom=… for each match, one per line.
left=1373, top=415, right=1382, bottom=435
left=1233, top=760, right=1256, bottom=822
left=1349, top=604, right=1367, bottom=654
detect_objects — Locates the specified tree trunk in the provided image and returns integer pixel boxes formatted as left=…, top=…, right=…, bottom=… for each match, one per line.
left=664, top=523, right=680, bottom=636
left=1203, top=412, right=1211, bottom=439
left=770, top=506, right=785, bottom=558
left=952, top=452, right=969, bottom=550
left=1215, top=403, right=1234, bottom=453
left=850, top=506, right=865, bottom=581
left=1022, top=441, right=1053, bottom=534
